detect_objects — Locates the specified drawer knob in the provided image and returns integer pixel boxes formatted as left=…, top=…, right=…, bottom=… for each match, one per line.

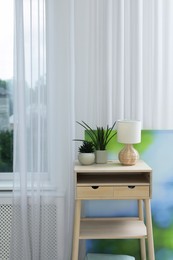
left=91, top=186, right=99, bottom=189
left=128, top=186, right=135, bottom=189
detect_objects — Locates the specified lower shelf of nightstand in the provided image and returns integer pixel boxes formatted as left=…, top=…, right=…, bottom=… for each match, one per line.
left=79, top=218, right=147, bottom=239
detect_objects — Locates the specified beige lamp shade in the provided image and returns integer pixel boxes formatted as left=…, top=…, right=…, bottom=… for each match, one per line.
left=117, top=120, right=141, bottom=144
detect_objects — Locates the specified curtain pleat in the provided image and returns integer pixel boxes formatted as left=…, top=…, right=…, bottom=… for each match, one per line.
left=11, top=0, right=74, bottom=259
left=75, top=0, right=173, bottom=131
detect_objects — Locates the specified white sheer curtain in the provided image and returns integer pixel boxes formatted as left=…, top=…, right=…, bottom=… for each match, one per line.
left=10, top=0, right=173, bottom=259
left=10, top=0, right=74, bottom=259
left=74, top=0, right=173, bottom=131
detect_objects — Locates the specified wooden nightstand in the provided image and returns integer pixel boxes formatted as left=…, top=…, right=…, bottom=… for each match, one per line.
left=72, top=160, right=155, bottom=260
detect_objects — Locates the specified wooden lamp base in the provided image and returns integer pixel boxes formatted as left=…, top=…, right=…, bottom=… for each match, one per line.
left=118, top=144, right=139, bottom=166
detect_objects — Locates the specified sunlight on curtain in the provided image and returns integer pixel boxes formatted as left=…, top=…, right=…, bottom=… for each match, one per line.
left=10, top=0, right=74, bottom=259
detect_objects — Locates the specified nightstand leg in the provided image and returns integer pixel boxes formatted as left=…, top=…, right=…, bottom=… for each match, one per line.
left=144, top=199, right=155, bottom=260
left=72, top=200, right=81, bottom=260
left=138, top=200, right=146, bottom=260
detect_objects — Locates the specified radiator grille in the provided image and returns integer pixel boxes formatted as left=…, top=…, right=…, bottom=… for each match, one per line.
left=0, top=202, right=12, bottom=260
left=0, top=196, right=65, bottom=260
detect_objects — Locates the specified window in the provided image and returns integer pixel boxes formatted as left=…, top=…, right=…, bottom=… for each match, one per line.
left=0, top=0, right=14, bottom=174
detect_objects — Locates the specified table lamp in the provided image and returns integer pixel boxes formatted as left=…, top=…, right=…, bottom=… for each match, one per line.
left=117, top=120, right=141, bottom=166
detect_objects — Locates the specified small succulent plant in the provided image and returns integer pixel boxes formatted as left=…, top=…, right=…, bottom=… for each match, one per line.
left=78, top=141, right=95, bottom=153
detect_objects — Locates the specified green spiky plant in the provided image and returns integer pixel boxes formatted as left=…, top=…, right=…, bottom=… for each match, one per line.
left=76, top=121, right=116, bottom=150
left=78, top=141, right=95, bottom=153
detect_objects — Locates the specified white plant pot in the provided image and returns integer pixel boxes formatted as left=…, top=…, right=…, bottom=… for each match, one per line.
left=78, top=153, right=95, bottom=165
left=95, top=150, right=107, bottom=164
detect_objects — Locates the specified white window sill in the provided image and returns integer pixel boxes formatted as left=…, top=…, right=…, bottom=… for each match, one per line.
left=0, top=173, right=13, bottom=191
left=0, top=178, right=59, bottom=193
left=0, top=181, right=13, bottom=191
left=0, top=182, right=60, bottom=191
left=0, top=173, right=63, bottom=195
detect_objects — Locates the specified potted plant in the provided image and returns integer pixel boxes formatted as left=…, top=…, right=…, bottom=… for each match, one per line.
left=78, top=141, right=95, bottom=165
left=76, top=121, right=116, bottom=163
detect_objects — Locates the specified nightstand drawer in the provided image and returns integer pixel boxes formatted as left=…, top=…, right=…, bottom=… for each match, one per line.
left=115, top=186, right=149, bottom=199
left=77, top=186, right=114, bottom=199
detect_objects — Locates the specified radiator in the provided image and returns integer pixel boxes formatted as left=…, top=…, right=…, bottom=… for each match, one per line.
left=0, top=196, right=12, bottom=260
left=0, top=194, right=65, bottom=260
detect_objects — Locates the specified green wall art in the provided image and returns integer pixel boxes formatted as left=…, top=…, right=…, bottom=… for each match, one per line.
left=85, top=130, right=173, bottom=260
